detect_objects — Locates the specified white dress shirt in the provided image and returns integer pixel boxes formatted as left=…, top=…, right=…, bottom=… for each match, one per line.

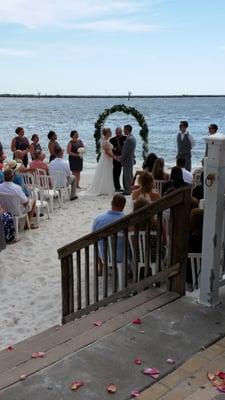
left=49, top=157, right=71, bottom=187
left=182, top=168, right=193, bottom=184
left=0, top=181, right=27, bottom=203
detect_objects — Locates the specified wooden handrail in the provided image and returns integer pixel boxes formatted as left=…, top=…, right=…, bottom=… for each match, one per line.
left=58, top=187, right=188, bottom=259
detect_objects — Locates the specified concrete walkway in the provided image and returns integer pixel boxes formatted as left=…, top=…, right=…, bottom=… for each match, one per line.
left=1, top=290, right=225, bottom=400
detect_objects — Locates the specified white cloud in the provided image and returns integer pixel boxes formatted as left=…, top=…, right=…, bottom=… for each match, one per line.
left=0, top=0, right=162, bottom=32
left=0, top=47, right=35, bottom=56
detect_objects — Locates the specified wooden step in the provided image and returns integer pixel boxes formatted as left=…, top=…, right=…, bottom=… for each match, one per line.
left=0, top=288, right=180, bottom=391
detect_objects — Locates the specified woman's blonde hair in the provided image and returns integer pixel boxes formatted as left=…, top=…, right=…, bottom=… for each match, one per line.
left=152, top=158, right=165, bottom=180
left=138, top=171, right=154, bottom=193
left=102, top=128, right=111, bottom=137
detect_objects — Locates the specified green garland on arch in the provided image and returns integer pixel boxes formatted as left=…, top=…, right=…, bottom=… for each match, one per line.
left=94, top=104, right=149, bottom=161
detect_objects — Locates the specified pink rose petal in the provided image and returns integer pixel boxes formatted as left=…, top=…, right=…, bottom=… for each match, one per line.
left=134, top=358, right=142, bottom=365
left=7, top=345, right=14, bottom=352
left=20, top=374, right=26, bottom=380
left=93, top=320, right=103, bottom=327
left=166, top=358, right=175, bottom=364
left=216, top=371, right=225, bottom=380
left=70, top=381, right=84, bottom=391
left=107, top=383, right=117, bottom=393
left=143, top=368, right=160, bottom=379
left=131, top=389, right=140, bottom=397
left=132, top=318, right=142, bottom=325
left=218, top=384, right=225, bottom=393
left=31, top=351, right=46, bottom=358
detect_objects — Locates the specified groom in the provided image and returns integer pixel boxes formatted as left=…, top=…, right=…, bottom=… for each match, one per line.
left=120, top=124, right=136, bottom=195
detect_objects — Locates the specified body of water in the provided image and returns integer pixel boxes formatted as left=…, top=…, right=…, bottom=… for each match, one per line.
left=0, top=97, right=224, bottom=170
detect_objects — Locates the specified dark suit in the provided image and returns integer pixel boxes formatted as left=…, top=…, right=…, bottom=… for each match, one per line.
left=121, top=134, right=136, bottom=194
left=110, top=135, right=126, bottom=190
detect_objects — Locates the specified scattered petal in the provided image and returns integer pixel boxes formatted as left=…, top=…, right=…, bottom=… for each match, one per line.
left=131, top=389, right=140, bottom=397
left=139, top=330, right=145, bottom=334
left=55, top=327, right=60, bottom=331
left=132, top=319, right=142, bottom=325
left=218, top=384, right=225, bottom=393
left=166, top=358, right=175, bottom=364
left=143, top=368, right=160, bottom=379
left=7, top=346, right=14, bottom=352
left=216, top=371, right=225, bottom=380
left=107, top=383, right=117, bottom=393
left=93, top=320, right=103, bottom=327
left=70, top=381, right=84, bottom=391
left=212, top=378, right=222, bottom=388
left=207, top=372, right=215, bottom=381
left=31, top=351, right=46, bottom=358
left=20, top=374, right=26, bottom=380
left=135, top=358, right=142, bottom=365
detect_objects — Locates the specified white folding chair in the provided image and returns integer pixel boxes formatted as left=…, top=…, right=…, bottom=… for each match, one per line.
left=107, top=234, right=124, bottom=290
left=49, top=170, right=71, bottom=203
left=34, top=170, right=61, bottom=213
left=0, top=193, right=30, bottom=240
left=128, top=231, right=156, bottom=281
left=154, top=179, right=167, bottom=195
left=188, top=253, right=201, bottom=290
left=19, top=172, right=50, bottom=224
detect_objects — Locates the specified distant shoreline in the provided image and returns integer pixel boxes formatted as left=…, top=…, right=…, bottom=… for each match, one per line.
left=0, top=94, right=225, bottom=99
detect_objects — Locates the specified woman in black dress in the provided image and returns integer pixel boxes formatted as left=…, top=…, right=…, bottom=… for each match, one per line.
left=67, top=130, right=84, bottom=188
left=11, top=127, right=30, bottom=167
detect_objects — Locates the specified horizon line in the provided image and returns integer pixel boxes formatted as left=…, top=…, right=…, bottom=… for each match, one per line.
left=0, top=94, right=225, bottom=99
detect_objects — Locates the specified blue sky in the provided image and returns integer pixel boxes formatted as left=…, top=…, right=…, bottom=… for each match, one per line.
left=1, top=0, right=225, bottom=95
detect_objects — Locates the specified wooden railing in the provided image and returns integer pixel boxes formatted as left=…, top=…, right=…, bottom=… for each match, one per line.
left=58, top=187, right=191, bottom=324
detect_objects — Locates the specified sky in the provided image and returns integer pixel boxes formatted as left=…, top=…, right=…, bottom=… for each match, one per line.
left=0, top=0, right=225, bottom=95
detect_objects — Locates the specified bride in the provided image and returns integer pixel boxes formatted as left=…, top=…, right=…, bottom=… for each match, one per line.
left=89, top=127, right=115, bottom=195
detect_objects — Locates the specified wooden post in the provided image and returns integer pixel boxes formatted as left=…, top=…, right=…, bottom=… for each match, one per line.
left=61, top=255, right=74, bottom=323
left=170, top=188, right=191, bottom=295
left=200, top=134, right=225, bottom=306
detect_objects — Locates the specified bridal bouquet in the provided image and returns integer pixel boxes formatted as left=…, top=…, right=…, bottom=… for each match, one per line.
left=77, top=147, right=86, bottom=158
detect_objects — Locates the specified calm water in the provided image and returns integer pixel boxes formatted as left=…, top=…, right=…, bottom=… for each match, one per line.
left=0, top=97, right=224, bottom=169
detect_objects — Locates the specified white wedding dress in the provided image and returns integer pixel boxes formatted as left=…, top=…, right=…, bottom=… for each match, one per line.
left=89, top=139, right=114, bottom=195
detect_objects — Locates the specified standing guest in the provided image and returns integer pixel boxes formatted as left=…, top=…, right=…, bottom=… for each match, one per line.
left=30, top=134, right=42, bottom=160
left=0, top=142, right=6, bottom=170
left=92, top=194, right=126, bottom=275
left=48, top=131, right=59, bottom=162
left=30, top=150, right=48, bottom=173
left=110, top=127, right=126, bottom=191
left=142, top=153, right=158, bottom=172
left=152, top=158, right=170, bottom=181
left=11, top=127, right=30, bottom=167
left=176, top=157, right=193, bottom=184
left=49, top=146, right=77, bottom=201
left=176, top=121, right=195, bottom=172
left=67, top=130, right=85, bottom=189
left=121, top=124, right=136, bottom=195
left=205, top=124, right=218, bottom=156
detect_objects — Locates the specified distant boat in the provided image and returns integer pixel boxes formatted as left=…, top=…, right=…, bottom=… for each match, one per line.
left=128, top=91, right=132, bottom=101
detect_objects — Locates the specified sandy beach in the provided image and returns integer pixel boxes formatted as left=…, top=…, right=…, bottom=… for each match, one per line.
left=0, top=172, right=133, bottom=350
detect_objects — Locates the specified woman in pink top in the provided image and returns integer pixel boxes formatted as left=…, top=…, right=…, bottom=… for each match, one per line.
left=30, top=150, right=49, bottom=173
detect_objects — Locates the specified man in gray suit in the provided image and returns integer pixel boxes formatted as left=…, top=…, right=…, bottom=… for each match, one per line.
left=120, top=124, right=136, bottom=195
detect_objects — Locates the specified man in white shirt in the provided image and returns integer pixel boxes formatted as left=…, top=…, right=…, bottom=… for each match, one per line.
left=176, top=121, right=195, bottom=172
left=49, top=146, right=77, bottom=200
left=0, top=169, right=37, bottom=225
left=176, top=157, right=193, bottom=184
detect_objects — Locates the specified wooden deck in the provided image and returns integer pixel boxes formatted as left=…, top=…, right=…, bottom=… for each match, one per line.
left=0, top=288, right=180, bottom=392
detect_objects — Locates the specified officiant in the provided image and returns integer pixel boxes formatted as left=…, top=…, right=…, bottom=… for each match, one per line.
left=110, top=127, right=126, bottom=191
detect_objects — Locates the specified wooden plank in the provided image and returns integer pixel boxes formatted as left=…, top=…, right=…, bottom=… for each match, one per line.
left=170, top=189, right=191, bottom=294
left=111, top=234, right=117, bottom=293
left=93, top=242, right=99, bottom=303
left=62, top=263, right=180, bottom=323
left=61, top=255, right=74, bottom=320
left=123, top=229, right=129, bottom=288
left=103, top=238, right=108, bottom=298
left=0, top=291, right=180, bottom=391
left=58, top=188, right=189, bottom=259
left=85, top=247, right=90, bottom=306
left=76, top=250, right=81, bottom=310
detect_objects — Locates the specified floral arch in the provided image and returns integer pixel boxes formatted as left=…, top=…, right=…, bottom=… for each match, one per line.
left=94, top=104, right=149, bottom=161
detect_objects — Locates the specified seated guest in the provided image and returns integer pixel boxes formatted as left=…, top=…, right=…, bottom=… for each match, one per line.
left=192, top=171, right=204, bottom=202
left=152, top=157, right=170, bottom=181
left=132, top=171, right=160, bottom=203
left=30, top=134, right=42, bottom=160
left=92, top=194, right=126, bottom=275
left=0, top=161, right=28, bottom=196
left=0, top=142, right=6, bottom=170
left=14, top=150, right=31, bottom=172
left=142, top=153, right=158, bottom=172
left=49, top=145, right=77, bottom=200
left=30, top=150, right=48, bottom=173
left=48, top=131, right=59, bottom=162
left=0, top=207, right=6, bottom=250
left=176, top=157, right=193, bottom=184
left=0, top=169, right=37, bottom=228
